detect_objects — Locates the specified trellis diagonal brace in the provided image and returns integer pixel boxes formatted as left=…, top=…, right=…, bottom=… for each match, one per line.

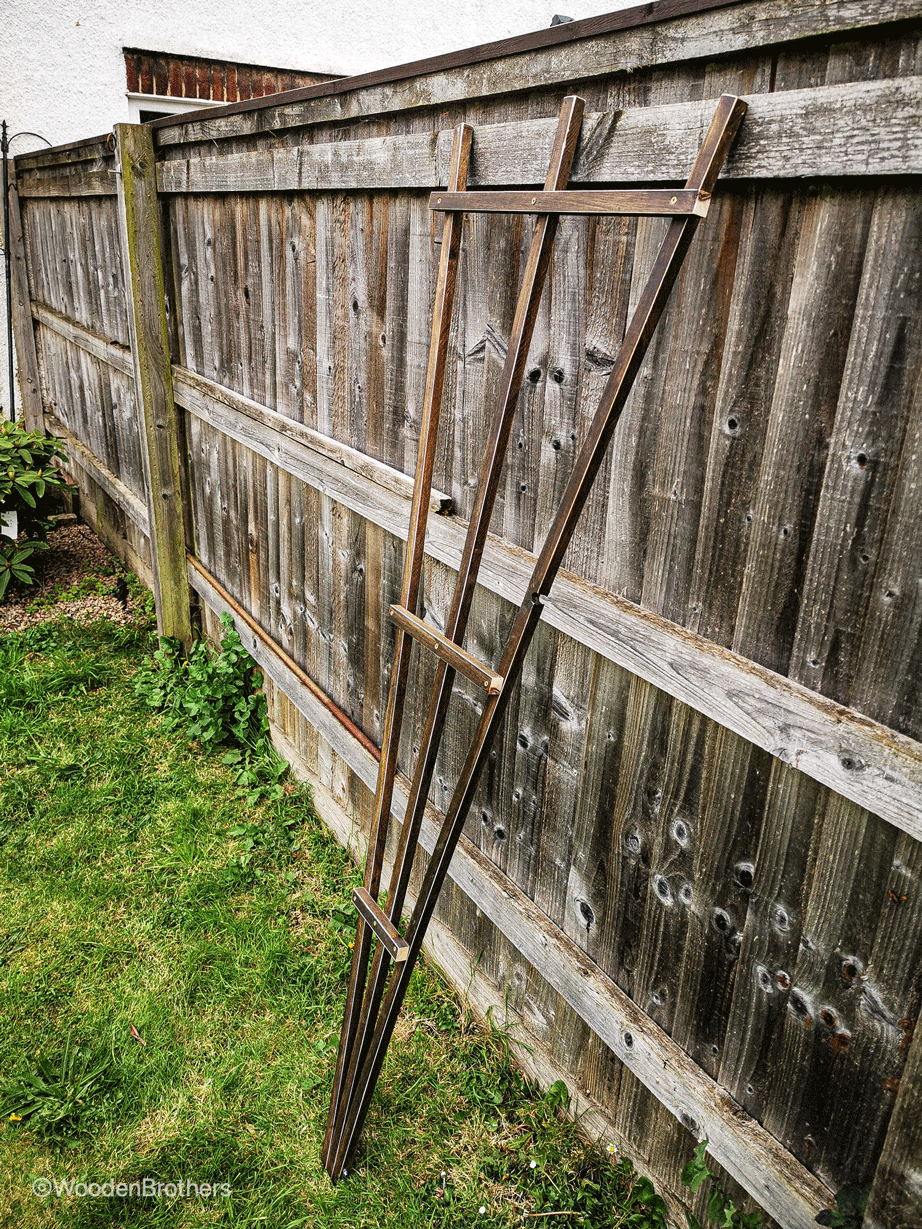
left=322, top=92, right=747, bottom=1181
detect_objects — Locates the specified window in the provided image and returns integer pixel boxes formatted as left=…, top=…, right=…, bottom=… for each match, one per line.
left=125, top=93, right=222, bottom=124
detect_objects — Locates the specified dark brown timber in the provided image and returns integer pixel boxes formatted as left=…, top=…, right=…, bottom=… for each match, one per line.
left=324, top=92, right=747, bottom=1180
left=389, top=603, right=504, bottom=694
left=351, top=889, right=411, bottom=963
left=430, top=188, right=710, bottom=216
left=321, top=121, right=473, bottom=1171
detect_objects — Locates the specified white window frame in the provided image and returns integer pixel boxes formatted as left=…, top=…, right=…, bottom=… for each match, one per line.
left=126, top=93, right=223, bottom=123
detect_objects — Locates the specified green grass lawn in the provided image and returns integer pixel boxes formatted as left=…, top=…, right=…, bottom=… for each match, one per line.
left=0, top=603, right=668, bottom=1228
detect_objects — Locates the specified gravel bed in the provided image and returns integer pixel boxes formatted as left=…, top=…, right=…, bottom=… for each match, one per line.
left=0, top=519, right=149, bottom=634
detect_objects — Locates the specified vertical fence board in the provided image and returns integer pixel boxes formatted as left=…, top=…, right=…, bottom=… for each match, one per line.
left=6, top=185, right=44, bottom=429
left=788, top=188, right=922, bottom=701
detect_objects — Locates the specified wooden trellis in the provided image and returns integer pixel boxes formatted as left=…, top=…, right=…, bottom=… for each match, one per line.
left=322, top=91, right=748, bottom=1180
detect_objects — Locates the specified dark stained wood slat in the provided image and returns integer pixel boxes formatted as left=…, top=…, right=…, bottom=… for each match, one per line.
left=325, top=94, right=587, bottom=1181
left=351, top=888, right=410, bottom=963
left=321, top=122, right=474, bottom=1174
left=430, top=188, right=710, bottom=216
left=389, top=602, right=504, bottom=695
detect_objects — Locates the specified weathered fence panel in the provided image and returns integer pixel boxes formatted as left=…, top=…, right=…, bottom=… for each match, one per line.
left=10, top=2, right=922, bottom=1224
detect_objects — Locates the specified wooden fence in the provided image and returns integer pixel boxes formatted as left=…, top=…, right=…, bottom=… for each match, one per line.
left=9, top=1, right=922, bottom=1224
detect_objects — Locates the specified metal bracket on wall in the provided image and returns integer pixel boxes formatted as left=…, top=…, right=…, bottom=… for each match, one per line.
left=322, top=91, right=747, bottom=1181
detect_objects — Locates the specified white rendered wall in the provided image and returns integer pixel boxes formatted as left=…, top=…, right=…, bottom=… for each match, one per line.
left=1, top=0, right=632, bottom=418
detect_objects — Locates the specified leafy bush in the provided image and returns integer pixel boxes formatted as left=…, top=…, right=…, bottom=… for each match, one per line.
left=816, top=1186, right=870, bottom=1228
left=0, top=419, right=68, bottom=599
left=134, top=612, right=287, bottom=804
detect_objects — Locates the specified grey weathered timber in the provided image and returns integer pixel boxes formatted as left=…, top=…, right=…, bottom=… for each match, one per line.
left=156, top=78, right=922, bottom=196
left=5, top=178, right=44, bottom=430
left=172, top=365, right=922, bottom=837
left=16, top=166, right=117, bottom=198
left=114, top=123, right=192, bottom=650
left=171, top=364, right=451, bottom=515
left=45, top=411, right=150, bottom=533
left=187, top=551, right=832, bottom=1229
left=18, top=231, right=922, bottom=825
left=35, top=311, right=908, bottom=836
left=32, top=302, right=133, bottom=377
left=864, top=947, right=922, bottom=1228
left=149, top=0, right=922, bottom=149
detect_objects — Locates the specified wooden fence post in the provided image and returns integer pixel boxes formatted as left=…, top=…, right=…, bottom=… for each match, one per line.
left=5, top=175, right=44, bottom=432
left=864, top=1016, right=922, bottom=1229
left=114, top=122, right=192, bottom=650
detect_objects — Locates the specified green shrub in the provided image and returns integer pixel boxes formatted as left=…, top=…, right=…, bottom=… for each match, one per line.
left=0, top=419, right=68, bottom=599
left=135, top=612, right=288, bottom=804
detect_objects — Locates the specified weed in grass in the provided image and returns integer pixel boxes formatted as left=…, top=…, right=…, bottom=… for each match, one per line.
left=1, top=1034, right=118, bottom=1144
left=135, top=613, right=292, bottom=808
left=681, top=1140, right=761, bottom=1229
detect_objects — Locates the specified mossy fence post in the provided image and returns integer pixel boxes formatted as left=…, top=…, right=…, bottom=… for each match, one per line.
left=114, top=122, right=192, bottom=651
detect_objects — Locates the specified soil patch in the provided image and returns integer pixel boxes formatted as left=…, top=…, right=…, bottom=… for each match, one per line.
left=0, top=517, right=147, bottom=634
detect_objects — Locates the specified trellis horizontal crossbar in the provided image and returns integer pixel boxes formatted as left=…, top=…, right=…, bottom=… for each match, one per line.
left=389, top=603, right=504, bottom=695
left=430, top=187, right=710, bottom=216
left=351, top=889, right=410, bottom=963
left=323, top=91, right=747, bottom=1181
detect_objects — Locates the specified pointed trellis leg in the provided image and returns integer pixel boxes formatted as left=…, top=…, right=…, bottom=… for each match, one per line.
left=325, top=92, right=747, bottom=1181
left=321, top=120, right=473, bottom=1171
left=323, top=94, right=585, bottom=1178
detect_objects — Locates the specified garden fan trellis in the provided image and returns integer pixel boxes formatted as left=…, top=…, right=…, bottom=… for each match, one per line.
left=322, top=91, right=747, bottom=1180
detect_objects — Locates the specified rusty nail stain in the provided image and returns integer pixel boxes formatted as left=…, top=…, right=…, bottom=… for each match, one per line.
left=899, top=1018, right=916, bottom=1051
